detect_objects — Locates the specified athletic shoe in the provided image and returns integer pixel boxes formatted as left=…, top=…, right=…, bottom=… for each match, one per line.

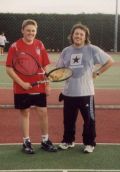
left=41, top=139, right=57, bottom=152
left=22, top=141, right=35, bottom=154
left=58, top=142, right=75, bottom=150
left=84, top=145, right=95, bottom=153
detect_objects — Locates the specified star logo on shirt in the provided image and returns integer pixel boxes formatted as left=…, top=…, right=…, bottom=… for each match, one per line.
left=73, top=56, right=80, bottom=63
left=70, top=54, right=83, bottom=66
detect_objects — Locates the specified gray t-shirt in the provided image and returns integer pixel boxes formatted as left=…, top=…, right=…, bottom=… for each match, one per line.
left=56, top=44, right=111, bottom=96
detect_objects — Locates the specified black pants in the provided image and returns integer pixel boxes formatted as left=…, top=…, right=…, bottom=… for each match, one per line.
left=61, top=95, right=96, bottom=146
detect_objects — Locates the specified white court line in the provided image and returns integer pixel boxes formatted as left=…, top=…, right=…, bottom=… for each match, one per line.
left=0, top=169, right=120, bottom=172
left=63, top=170, right=68, bottom=172
left=0, top=143, right=120, bottom=146
left=1, top=104, right=120, bottom=109
left=0, top=170, right=62, bottom=172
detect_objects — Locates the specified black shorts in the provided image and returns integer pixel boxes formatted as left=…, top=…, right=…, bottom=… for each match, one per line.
left=14, top=93, right=47, bottom=109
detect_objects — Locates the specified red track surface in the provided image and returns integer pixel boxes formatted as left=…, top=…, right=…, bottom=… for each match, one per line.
left=0, top=89, right=120, bottom=105
left=0, top=108, right=120, bottom=143
left=0, top=89, right=120, bottom=144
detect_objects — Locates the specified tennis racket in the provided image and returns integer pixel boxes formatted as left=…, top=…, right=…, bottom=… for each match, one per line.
left=31, top=67, right=73, bottom=86
left=12, top=51, right=45, bottom=76
left=12, top=51, right=72, bottom=86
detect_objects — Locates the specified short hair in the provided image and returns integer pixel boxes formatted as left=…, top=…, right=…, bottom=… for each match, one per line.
left=22, top=19, right=38, bottom=29
left=68, top=23, right=91, bottom=45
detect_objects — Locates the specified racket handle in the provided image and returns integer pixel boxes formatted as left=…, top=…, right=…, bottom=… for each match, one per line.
left=31, top=82, right=39, bottom=87
left=31, top=80, right=49, bottom=87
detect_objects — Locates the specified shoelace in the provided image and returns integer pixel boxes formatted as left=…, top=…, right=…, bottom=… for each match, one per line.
left=25, top=141, right=32, bottom=148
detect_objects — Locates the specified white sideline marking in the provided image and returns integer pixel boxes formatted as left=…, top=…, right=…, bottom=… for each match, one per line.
left=0, top=170, right=62, bottom=172
left=0, top=169, right=120, bottom=172
left=0, top=143, right=120, bottom=146
left=0, top=104, right=120, bottom=109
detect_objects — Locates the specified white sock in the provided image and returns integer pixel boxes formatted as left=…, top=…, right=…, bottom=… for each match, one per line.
left=42, top=134, right=48, bottom=142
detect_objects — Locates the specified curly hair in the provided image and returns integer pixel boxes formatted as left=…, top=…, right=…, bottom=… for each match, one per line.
left=68, top=23, right=91, bottom=45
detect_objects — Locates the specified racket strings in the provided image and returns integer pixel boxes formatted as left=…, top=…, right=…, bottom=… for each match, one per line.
left=13, top=52, right=40, bottom=75
left=48, top=68, right=72, bottom=81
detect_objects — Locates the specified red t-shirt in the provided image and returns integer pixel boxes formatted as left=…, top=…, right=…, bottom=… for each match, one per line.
left=6, top=38, right=50, bottom=94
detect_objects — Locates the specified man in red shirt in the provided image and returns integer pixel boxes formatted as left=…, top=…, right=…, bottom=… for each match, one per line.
left=6, top=19, right=57, bottom=154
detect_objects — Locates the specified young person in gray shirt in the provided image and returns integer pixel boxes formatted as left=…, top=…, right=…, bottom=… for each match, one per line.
left=57, top=23, right=114, bottom=153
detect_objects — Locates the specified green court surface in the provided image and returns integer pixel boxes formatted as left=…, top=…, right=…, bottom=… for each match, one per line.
left=0, top=144, right=120, bottom=171
left=0, top=53, right=120, bottom=89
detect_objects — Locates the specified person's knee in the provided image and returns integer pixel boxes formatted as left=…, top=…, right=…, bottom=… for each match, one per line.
left=20, top=108, right=30, bottom=117
left=36, top=107, right=47, bottom=115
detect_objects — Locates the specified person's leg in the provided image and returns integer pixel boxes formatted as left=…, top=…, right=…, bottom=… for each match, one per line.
left=20, top=108, right=30, bottom=139
left=58, top=97, right=78, bottom=150
left=1, top=47, right=4, bottom=55
left=33, top=94, right=48, bottom=139
left=35, top=107, right=48, bottom=138
left=36, top=106, right=57, bottom=152
left=80, top=96, right=96, bottom=152
left=33, top=93, right=57, bottom=152
left=63, top=98, right=78, bottom=143
left=14, top=94, right=31, bottom=139
left=14, top=94, right=34, bottom=154
left=19, top=108, right=35, bottom=154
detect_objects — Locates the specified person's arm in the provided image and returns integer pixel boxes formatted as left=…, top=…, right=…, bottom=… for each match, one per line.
left=93, top=57, right=114, bottom=79
left=40, top=42, right=51, bottom=95
left=6, top=67, right=32, bottom=90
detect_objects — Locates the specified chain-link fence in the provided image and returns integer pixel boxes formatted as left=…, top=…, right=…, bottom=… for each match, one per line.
left=0, top=13, right=120, bottom=52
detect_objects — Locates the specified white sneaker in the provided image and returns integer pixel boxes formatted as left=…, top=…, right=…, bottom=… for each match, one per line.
left=58, top=142, right=75, bottom=150
left=84, top=145, right=95, bottom=153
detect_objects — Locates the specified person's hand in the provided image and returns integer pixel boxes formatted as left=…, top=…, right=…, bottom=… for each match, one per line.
left=93, top=71, right=100, bottom=79
left=21, top=82, right=32, bottom=90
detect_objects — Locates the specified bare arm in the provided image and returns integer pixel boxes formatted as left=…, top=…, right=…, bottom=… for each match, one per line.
left=93, top=57, right=114, bottom=79
left=43, top=66, right=51, bottom=95
left=6, top=67, right=32, bottom=90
